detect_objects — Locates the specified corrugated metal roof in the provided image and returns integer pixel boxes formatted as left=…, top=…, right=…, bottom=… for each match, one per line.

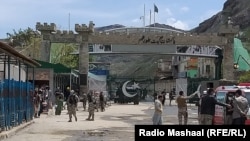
left=0, top=41, right=40, bottom=67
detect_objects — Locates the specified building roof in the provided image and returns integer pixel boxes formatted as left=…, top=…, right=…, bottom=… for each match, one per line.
left=103, top=27, right=185, bottom=34
left=0, top=41, right=40, bottom=67
left=34, top=59, right=72, bottom=73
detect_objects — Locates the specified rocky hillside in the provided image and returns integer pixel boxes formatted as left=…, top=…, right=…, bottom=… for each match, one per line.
left=191, top=0, right=250, bottom=33
left=93, top=54, right=171, bottom=77
left=95, top=24, right=125, bottom=31
left=94, top=0, right=250, bottom=78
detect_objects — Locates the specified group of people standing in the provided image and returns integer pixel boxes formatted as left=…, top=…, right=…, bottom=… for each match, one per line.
left=152, top=87, right=249, bottom=125
left=33, top=86, right=54, bottom=118
left=33, top=87, right=109, bottom=122
left=85, top=90, right=107, bottom=121
left=199, top=88, right=249, bottom=125
left=152, top=89, right=198, bottom=125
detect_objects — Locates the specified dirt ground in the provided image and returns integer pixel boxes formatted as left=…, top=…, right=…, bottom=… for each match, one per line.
left=2, top=100, right=198, bottom=141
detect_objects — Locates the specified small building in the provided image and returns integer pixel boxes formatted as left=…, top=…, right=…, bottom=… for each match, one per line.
left=27, top=60, right=79, bottom=94
left=0, top=41, right=40, bottom=131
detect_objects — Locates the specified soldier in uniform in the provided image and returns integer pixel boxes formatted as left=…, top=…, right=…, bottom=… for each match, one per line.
left=94, top=91, right=100, bottom=112
left=99, top=91, right=105, bottom=112
left=86, top=92, right=95, bottom=121
left=176, top=91, right=197, bottom=125
left=67, top=90, right=79, bottom=122
left=82, top=92, right=88, bottom=111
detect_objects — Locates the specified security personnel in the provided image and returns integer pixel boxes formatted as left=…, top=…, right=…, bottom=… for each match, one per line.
left=176, top=91, right=197, bottom=125
left=67, top=90, right=79, bottom=122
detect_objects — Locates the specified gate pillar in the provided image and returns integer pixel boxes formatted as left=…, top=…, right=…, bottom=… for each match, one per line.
left=36, top=22, right=56, bottom=62
left=219, top=20, right=239, bottom=80
left=75, top=22, right=94, bottom=94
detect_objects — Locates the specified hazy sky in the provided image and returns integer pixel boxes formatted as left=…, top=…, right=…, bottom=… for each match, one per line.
left=0, top=0, right=226, bottom=38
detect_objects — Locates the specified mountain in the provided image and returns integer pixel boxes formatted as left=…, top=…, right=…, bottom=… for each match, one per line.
left=147, top=23, right=186, bottom=32
left=191, top=0, right=250, bottom=33
left=94, top=0, right=250, bottom=77
left=95, top=23, right=185, bottom=32
left=95, top=24, right=125, bottom=31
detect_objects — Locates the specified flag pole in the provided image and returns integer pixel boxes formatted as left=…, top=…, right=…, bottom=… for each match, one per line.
left=143, top=4, right=146, bottom=27
left=154, top=4, right=155, bottom=27
left=150, top=9, right=151, bottom=25
left=68, top=12, right=70, bottom=32
left=154, top=10, right=155, bottom=27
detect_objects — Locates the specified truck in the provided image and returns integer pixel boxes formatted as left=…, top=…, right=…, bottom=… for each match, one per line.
left=114, top=80, right=140, bottom=105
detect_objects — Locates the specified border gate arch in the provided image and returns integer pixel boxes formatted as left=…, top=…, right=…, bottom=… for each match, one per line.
left=36, top=20, right=239, bottom=95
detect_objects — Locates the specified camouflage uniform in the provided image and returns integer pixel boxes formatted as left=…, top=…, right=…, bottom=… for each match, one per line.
left=176, top=96, right=188, bottom=125
left=95, top=95, right=100, bottom=112
left=82, top=93, right=87, bottom=111
left=67, top=92, right=78, bottom=122
left=176, top=91, right=197, bottom=125
left=86, top=93, right=95, bottom=121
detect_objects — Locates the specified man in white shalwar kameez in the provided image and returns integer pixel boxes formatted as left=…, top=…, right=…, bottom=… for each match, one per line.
left=152, top=95, right=163, bottom=125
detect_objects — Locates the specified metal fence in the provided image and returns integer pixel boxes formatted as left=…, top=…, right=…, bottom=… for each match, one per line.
left=0, top=79, right=34, bottom=131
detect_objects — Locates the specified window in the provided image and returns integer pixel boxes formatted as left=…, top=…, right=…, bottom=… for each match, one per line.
left=104, top=45, right=111, bottom=51
left=88, top=44, right=93, bottom=52
left=216, top=91, right=226, bottom=103
left=206, top=65, right=210, bottom=73
left=244, top=92, right=250, bottom=105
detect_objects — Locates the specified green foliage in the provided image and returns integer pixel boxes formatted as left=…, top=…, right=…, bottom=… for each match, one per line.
left=30, top=37, right=42, bottom=60
left=50, top=43, right=79, bottom=69
left=239, top=71, right=250, bottom=82
left=7, top=28, right=36, bottom=47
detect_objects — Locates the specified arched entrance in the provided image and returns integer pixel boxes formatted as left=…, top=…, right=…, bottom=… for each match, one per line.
left=36, top=19, right=239, bottom=95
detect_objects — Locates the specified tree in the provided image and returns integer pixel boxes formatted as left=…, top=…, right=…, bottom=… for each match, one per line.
left=6, top=28, right=36, bottom=47
left=50, top=43, right=79, bottom=69
left=239, top=71, right=250, bottom=82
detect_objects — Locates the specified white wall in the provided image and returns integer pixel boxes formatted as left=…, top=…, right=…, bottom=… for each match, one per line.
left=0, top=63, right=26, bottom=81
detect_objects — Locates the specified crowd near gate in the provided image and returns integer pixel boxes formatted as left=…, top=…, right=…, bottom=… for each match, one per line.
left=0, top=42, right=40, bottom=132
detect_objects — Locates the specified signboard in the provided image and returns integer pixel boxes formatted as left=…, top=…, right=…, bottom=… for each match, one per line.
left=89, top=70, right=109, bottom=75
left=28, top=69, right=51, bottom=80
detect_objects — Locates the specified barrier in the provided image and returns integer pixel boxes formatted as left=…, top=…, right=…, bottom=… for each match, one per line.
left=0, top=79, right=34, bottom=131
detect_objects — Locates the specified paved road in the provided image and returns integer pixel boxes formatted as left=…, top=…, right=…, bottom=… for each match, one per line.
left=2, top=100, right=198, bottom=141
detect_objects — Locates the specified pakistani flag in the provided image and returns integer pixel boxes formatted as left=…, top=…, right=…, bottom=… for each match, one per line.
left=154, top=4, right=158, bottom=13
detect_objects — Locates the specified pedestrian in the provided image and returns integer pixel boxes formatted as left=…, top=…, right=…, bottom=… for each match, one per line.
left=225, top=94, right=234, bottom=125
left=86, top=92, right=95, bottom=121
left=161, top=89, right=167, bottom=106
left=81, top=92, right=88, bottom=111
left=99, top=91, right=105, bottom=112
left=176, top=90, right=197, bottom=125
left=55, top=95, right=64, bottom=115
left=94, top=91, right=100, bottom=112
left=232, top=89, right=249, bottom=125
left=169, top=88, right=175, bottom=106
left=200, top=88, right=231, bottom=125
left=152, top=95, right=164, bottom=125
left=37, top=89, right=44, bottom=118
left=153, top=92, right=158, bottom=102
left=33, top=89, right=41, bottom=118
left=67, top=90, right=79, bottom=122
left=197, top=91, right=207, bottom=124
